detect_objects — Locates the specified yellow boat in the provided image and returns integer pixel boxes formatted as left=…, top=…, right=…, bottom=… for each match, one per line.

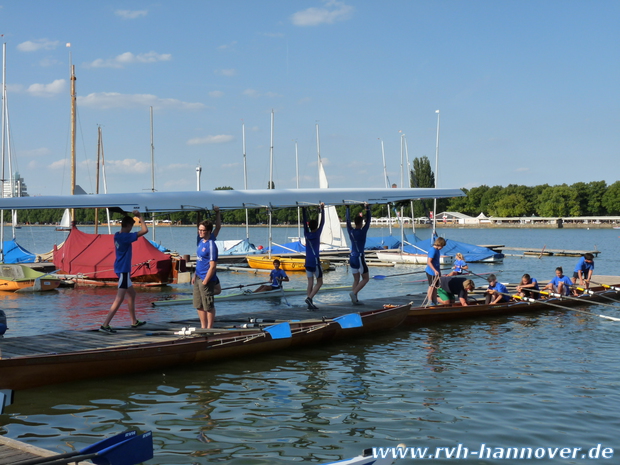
left=0, top=264, right=62, bottom=292
left=246, top=255, right=330, bottom=272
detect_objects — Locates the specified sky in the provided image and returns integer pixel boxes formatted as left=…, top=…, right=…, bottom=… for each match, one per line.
left=1, top=0, right=619, bottom=197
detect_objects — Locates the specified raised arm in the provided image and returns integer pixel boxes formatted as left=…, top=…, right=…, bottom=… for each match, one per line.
left=133, top=210, right=148, bottom=238
left=212, top=206, right=221, bottom=239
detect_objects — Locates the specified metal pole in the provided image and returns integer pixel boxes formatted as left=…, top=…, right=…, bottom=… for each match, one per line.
left=433, top=110, right=440, bottom=236
left=242, top=122, right=249, bottom=239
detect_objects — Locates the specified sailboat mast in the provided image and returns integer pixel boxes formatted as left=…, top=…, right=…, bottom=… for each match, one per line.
left=295, top=140, right=300, bottom=239
left=242, top=122, right=249, bottom=239
left=94, top=126, right=101, bottom=234
left=150, top=106, right=156, bottom=241
left=403, top=134, right=415, bottom=234
left=70, top=63, right=76, bottom=221
left=0, top=43, right=6, bottom=262
left=380, top=139, right=392, bottom=234
left=269, top=109, right=274, bottom=189
left=433, top=110, right=440, bottom=236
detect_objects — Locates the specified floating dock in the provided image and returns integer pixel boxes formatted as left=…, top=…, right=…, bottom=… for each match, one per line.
left=479, top=245, right=600, bottom=257
left=0, top=436, right=90, bottom=465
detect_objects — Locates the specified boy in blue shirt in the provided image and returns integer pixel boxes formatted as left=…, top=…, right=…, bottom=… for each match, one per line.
left=346, top=203, right=371, bottom=304
left=303, top=203, right=325, bottom=310
left=485, top=274, right=509, bottom=304
left=100, top=210, right=148, bottom=333
left=572, top=253, right=594, bottom=288
left=254, top=259, right=289, bottom=292
left=425, top=237, right=446, bottom=306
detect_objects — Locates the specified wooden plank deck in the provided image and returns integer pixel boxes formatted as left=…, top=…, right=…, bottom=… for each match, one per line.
left=0, top=436, right=90, bottom=465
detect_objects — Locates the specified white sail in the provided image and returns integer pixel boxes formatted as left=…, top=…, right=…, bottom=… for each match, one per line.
left=0, top=187, right=465, bottom=212
left=318, top=159, right=348, bottom=250
left=59, top=209, right=71, bottom=229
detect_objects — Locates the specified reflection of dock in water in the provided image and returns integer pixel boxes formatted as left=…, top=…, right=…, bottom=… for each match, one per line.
left=478, top=245, right=600, bottom=257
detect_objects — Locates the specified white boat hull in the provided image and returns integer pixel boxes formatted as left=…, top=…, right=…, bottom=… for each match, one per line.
left=375, top=250, right=454, bottom=265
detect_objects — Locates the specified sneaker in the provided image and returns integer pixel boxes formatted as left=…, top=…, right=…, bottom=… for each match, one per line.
left=353, top=299, right=363, bottom=305
left=99, top=325, right=116, bottom=334
left=349, top=291, right=358, bottom=304
left=131, top=320, right=147, bottom=328
left=305, top=297, right=313, bottom=307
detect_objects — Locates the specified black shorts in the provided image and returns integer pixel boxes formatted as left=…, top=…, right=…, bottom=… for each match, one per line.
left=117, top=272, right=131, bottom=289
left=426, top=272, right=439, bottom=287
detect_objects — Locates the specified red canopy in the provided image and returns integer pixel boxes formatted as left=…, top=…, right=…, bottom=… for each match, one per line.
left=53, top=227, right=172, bottom=283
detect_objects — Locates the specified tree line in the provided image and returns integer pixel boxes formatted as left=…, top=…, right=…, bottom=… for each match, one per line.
left=4, top=157, right=620, bottom=225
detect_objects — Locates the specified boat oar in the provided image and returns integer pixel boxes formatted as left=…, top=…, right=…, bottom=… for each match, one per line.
left=590, top=281, right=620, bottom=292
left=12, top=430, right=152, bottom=465
left=372, top=267, right=450, bottom=280
left=465, top=270, right=503, bottom=281
left=506, top=293, right=620, bottom=322
left=220, top=281, right=272, bottom=291
left=573, top=286, right=620, bottom=303
left=530, top=288, right=620, bottom=309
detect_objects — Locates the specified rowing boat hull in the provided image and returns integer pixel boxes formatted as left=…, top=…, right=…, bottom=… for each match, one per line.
left=0, top=304, right=410, bottom=390
left=246, top=255, right=330, bottom=272
left=404, top=285, right=620, bottom=325
left=375, top=250, right=454, bottom=265
left=0, top=264, right=62, bottom=292
left=152, top=285, right=351, bottom=306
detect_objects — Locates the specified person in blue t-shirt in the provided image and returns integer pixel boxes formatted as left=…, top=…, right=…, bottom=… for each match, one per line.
left=254, top=259, right=289, bottom=293
left=485, top=274, right=509, bottom=304
left=516, top=273, right=540, bottom=300
left=346, top=203, right=371, bottom=304
left=193, top=207, right=221, bottom=329
left=544, top=267, right=573, bottom=296
left=425, top=237, right=446, bottom=306
left=447, top=253, right=468, bottom=276
left=303, top=203, right=325, bottom=310
left=572, top=253, right=594, bottom=288
left=100, top=210, right=148, bottom=333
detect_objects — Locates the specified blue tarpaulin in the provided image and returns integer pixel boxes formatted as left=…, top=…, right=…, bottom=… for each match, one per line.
left=268, top=241, right=306, bottom=254
left=403, top=237, right=503, bottom=263
left=364, top=235, right=401, bottom=250
left=216, top=238, right=260, bottom=256
left=2, top=239, right=36, bottom=263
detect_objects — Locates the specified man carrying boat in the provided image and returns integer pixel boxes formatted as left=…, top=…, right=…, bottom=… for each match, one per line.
left=100, top=210, right=148, bottom=333
left=254, top=259, right=289, bottom=293
left=485, top=274, right=509, bottom=304
left=572, top=253, right=594, bottom=288
left=436, top=276, right=475, bottom=306
left=303, top=203, right=325, bottom=310
left=346, top=203, right=371, bottom=304
left=193, top=207, right=221, bottom=329
left=544, top=266, right=573, bottom=296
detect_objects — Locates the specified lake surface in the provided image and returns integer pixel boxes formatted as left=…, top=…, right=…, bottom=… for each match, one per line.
left=1, top=226, right=619, bottom=464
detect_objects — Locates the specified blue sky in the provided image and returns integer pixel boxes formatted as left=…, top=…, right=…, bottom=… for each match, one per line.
left=1, top=1, right=619, bottom=196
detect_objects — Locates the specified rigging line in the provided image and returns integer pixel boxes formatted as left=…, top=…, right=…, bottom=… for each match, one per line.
left=75, top=105, right=95, bottom=194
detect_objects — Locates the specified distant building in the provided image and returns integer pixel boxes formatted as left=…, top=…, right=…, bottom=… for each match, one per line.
left=2, top=171, right=29, bottom=198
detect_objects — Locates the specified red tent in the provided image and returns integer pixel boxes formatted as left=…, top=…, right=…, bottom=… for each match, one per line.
left=54, top=227, right=172, bottom=285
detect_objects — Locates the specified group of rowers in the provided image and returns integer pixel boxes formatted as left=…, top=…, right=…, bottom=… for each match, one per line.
left=424, top=237, right=596, bottom=307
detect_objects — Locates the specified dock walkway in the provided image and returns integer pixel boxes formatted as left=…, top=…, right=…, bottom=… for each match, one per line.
left=0, top=436, right=90, bottom=465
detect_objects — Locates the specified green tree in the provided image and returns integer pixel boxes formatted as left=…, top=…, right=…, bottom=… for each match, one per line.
left=494, top=194, right=530, bottom=217
left=602, top=181, right=620, bottom=215
left=535, top=184, right=580, bottom=216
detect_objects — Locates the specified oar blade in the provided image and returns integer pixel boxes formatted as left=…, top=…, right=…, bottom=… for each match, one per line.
left=91, top=431, right=153, bottom=465
left=333, top=313, right=363, bottom=329
left=371, top=275, right=386, bottom=280
left=80, top=430, right=139, bottom=455
left=264, top=322, right=292, bottom=339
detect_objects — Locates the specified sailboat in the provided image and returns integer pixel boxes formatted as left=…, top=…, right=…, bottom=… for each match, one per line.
left=55, top=209, right=71, bottom=231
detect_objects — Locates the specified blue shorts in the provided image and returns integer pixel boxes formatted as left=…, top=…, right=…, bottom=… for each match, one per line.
left=117, top=272, right=132, bottom=289
left=305, top=266, right=323, bottom=279
left=350, top=255, right=368, bottom=275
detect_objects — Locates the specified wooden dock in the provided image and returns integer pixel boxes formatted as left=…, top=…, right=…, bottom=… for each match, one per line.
left=0, top=436, right=90, bottom=465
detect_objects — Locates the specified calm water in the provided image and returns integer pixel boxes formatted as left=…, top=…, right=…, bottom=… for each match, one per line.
left=1, top=226, right=620, bottom=464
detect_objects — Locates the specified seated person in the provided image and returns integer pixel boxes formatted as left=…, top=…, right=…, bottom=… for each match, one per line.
left=516, top=273, right=540, bottom=299
left=436, top=276, right=475, bottom=306
left=485, top=274, right=509, bottom=304
left=254, top=259, right=289, bottom=293
left=544, top=267, right=573, bottom=296
left=447, top=253, right=468, bottom=276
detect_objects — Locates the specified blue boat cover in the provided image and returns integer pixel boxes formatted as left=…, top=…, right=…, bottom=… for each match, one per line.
left=2, top=239, right=36, bottom=263
left=403, top=237, right=504, bottom=263
left=364, top=235, right=401, bottom=250
left=268, top=241, right=306, bottom=254
left=216, top=238, right=260, bottom=256
left=148, top=240, right=169, bottom=253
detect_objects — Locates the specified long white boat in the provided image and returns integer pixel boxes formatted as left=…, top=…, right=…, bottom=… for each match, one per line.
left=375, top=249, right=454, bottom=265
left=152, top=285, right=351, bottom=307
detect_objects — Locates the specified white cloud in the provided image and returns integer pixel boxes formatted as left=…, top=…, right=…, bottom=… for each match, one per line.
left=78, top=92, right=205, bottom=110
left=20, top=148, right=51, bottom=158
left=115, top=9, right=148, bottom=19
left=291, top=0, right=354, bottom=26
left=26, top=79, right=66, bottom=97
left=86, top=51, right=171, bottom=68
left=17, top=39, right=59, bottom=52
left=49, top=159, right=68, bottom=170
left=218, top=41, right=237, bottom=50
left=209, top=91, right=224, bottom=98
left=187, top=135, right=234, bottom=146
left=215, top=69, right=237, bottom=77
left=106, top=159, right=151, bottom=174
left=222, top=162, right=240, bottom=169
